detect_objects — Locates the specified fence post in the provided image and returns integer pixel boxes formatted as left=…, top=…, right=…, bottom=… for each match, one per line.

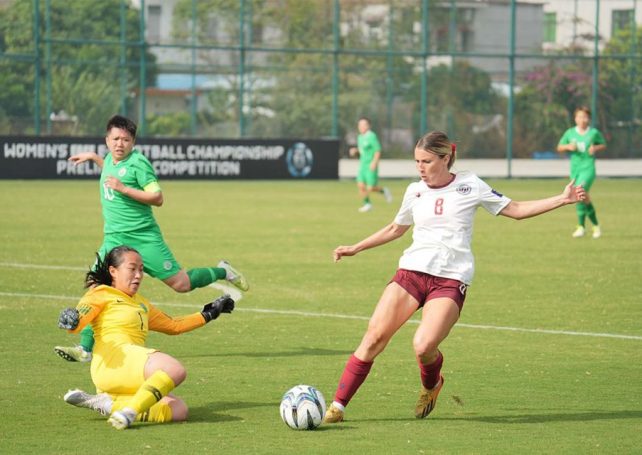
left=506, top=0, right=516, bottom=178
left=138, top=0, right=147, bottom=136
left=420, top=0, right=429, bottom=135
left=591, top=0, right=600, bottom=128
left=120, top=0, right=127, bottom=115
left=331, top=0, right=340, bottom=138
left=190, top=0, right=197, bottom=135
left=45, top=0, right=51, bottom=133
left=33, top=0, right=41, bottom=134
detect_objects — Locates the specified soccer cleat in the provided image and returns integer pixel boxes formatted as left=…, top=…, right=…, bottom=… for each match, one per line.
left=382, top=187, right=393, bottom=203
left=592, top=226, right=601, bottom=239
left=571, top=226, right=585, bottom=238
left=108, top=407, right=137, bottom=430
left=64, top=389, right=112, bottom=416
left=415, top=375, right=444, bottom=419
left=323, top=403, right=345, bottom=423
left=217, top=260, right=249, bottom=292
left=358, top=203, right=373, bottom=213
left=54, top=345, right=92, bottom=362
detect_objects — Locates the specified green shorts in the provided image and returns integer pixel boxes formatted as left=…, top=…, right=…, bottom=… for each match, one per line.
left=570, top=166, right=596, bottom=192
left=98, top=228, right=182, bottom=280
left=357, top=165, right=379, bottom=188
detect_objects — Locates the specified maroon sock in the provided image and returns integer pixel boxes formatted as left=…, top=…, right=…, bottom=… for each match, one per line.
left=333, top=354, right=373, bottom=407
left=418, top=352, right=443, bottom=389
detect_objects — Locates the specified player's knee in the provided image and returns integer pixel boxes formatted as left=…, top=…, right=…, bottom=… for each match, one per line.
left=413, top=335, right=439, bottom=359
left=169, top=363, right=187, bottom=386
left=170, top=279, right=191, bottom=293
left=169, top=398, right=189, bottom=421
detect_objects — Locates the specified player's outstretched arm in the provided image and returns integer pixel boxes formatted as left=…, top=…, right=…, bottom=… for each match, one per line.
left=201, top=295, right=235, bottom=322
left=68, top=152, right=104, bottom=168
left=334, top=222, right=410, bottom=262
left=148, top=295, right=235, bottom=335
left=500, top=180, right=586, bottom=220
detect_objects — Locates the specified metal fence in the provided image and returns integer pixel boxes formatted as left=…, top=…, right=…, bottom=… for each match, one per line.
left=1, top=0, right=641, bottom=163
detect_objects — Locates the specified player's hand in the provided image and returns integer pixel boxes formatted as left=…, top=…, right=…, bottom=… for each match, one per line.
left=348, top=147, right=359, bottom=158
left=561, top=179, right=586, bottom=204
left=104, top=176, right=126, bottom=193
left=333, top=245, right=357, bottom=262
left=68, top=152, right=97, bottom=165
left=567, top=143, right=577, bottom=152
left=369, top=162, right=377, bottom=171
left=58, top=308, right=80, bottom=330
left=201, top=294, right=235, bottom=322
left=588, top=145, right=596, bottom=155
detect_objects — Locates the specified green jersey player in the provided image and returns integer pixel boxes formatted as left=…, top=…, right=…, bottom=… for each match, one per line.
left=349, top=117, right=392, bottom=212
left=54, top=115, right=249, bottom=362
left=557, top=106, right=606, bottom=238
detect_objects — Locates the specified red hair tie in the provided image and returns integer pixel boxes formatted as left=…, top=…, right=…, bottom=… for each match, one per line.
left=451, top=143, right=456, bottom=156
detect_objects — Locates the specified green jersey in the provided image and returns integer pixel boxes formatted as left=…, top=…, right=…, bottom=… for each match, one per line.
left=100, top=150, right=160, bottom=234
left=357, top=130, right=381, bottom=165
left=558, top=127, right=606, bottom=171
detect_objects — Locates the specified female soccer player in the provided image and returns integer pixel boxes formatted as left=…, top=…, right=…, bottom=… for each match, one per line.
left=557, top=106, right=606, bottom=238
left=323, top=131, right=586, bottom=423
left=349, top=117, right=392, bottom=212
left=57, top=245, right=235, bottom=429
left=55, top=114, right=248, bottom=363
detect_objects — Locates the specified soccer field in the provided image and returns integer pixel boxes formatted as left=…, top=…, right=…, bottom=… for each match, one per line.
left=1, top=178, right=641, bottom=454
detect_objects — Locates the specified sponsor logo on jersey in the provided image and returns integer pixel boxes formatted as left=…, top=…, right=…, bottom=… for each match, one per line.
left=286, top=142, right=314, bottom=177
left=118, top=167, right=127, bottom=177
left=491, top=189, right=504, bottom=198
left=456, top=184, right=472, bottom=195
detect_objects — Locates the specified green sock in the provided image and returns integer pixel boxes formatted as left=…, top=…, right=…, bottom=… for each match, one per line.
left=363, top=197, right=371, bottom=204
left=586, top=203, right=599, bottom=226
left=576, top=203, right=587, bottom=227
left=187, top=267, right=226, bottom=290
left=79, top=325, right=95, bottom=352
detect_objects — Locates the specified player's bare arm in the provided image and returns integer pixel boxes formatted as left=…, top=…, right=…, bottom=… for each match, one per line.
left=68, top=152, right=104, bottom=168
left=334, top=222, right=410, bottom=262
left=104, top=176, right=164, bottom=207
left=500, top=180, right=585, bottom=220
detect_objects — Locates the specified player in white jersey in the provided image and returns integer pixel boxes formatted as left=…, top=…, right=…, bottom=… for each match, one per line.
left=323, top=131, right=586, bottom=423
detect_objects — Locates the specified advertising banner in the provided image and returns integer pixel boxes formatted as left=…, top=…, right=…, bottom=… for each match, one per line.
left=0, top=136, right=339, bottom=179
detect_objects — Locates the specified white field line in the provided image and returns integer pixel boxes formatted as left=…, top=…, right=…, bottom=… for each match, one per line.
left=0, top=289, right=641, bottom=341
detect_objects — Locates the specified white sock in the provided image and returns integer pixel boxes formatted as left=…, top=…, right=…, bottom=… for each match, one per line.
left=332, top=401, right=345, bottom=412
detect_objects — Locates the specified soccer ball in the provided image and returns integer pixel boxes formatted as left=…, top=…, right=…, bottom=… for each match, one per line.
left=279, top=385, right=326, bottom=430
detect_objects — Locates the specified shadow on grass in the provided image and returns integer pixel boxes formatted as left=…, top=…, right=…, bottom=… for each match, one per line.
left=440, top=410, right=642, bottom=424
left=188, top=400, right=274, bottom=423
left=182, top=347, right=353, bottom=359
left=360, top=410, right=642, bottom=424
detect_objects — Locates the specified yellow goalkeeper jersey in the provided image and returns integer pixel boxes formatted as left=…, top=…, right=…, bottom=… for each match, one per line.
left=69, top=285, right=205, bottom=347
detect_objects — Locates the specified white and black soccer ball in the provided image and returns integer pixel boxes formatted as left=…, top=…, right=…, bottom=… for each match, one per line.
left=279, top=385, right=326, bottom=430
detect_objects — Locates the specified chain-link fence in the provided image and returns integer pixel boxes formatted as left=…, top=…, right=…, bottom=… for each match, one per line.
left=1, top=0, right=640, bottom=161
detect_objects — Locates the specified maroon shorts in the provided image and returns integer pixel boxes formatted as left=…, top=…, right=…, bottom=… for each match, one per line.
left=390, top=269, right=467, bottom=312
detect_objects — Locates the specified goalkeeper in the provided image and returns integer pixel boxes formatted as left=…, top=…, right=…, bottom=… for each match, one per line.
left=55, top=114, right=248, bottom=363
left=57, top=245, right=235, bottom=430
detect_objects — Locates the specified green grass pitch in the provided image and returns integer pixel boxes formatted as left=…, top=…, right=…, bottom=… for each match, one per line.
left=1, top=178, right=641, bottom=454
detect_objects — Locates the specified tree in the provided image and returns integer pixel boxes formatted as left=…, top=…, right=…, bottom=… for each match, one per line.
left=0, top=0, right=157, bottom=135
left=600, top=28, right=642, bottom=157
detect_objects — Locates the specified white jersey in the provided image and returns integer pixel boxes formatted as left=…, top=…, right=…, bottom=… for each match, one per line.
left=393, top=171, right=511, bottom=285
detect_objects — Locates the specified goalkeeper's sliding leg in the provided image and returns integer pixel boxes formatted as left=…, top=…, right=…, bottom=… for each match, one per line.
left=63, top=389, right=186, bottom=424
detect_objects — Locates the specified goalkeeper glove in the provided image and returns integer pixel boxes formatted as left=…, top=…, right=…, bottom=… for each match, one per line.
left=201, top=294, right=235, bottom=322
left=58, top=307, right=80, bottom=330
